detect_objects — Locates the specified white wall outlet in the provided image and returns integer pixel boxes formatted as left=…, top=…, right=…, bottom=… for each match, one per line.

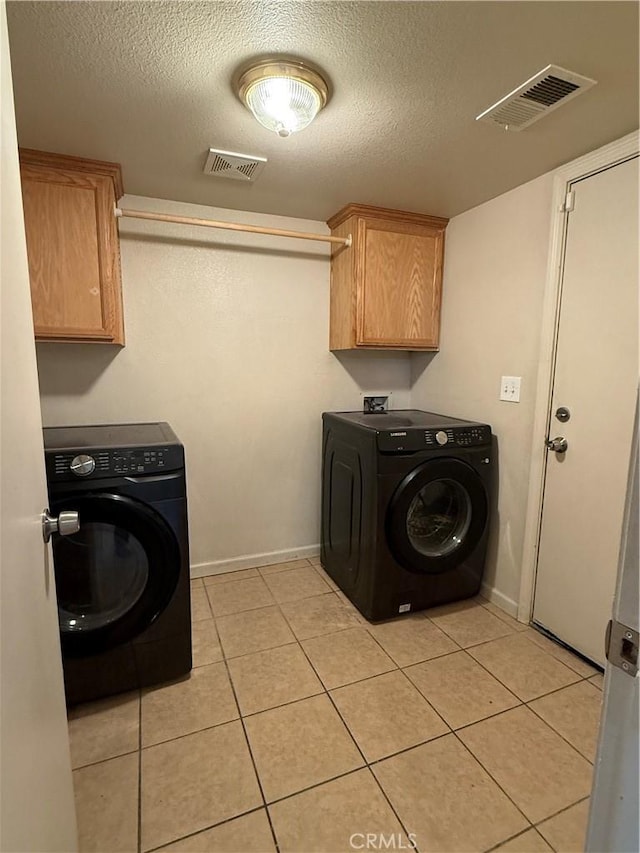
left=500, top=376, right=521, bottom=403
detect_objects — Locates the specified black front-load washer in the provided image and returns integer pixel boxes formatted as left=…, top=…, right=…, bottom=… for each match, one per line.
left=43, top=422, right=192, bottom=704
left=321, top=410, right=494, bottom=621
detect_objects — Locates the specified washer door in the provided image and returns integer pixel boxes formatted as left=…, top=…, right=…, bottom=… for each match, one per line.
left=51, top=493, right=181, bottom=656
left=387, top=458, right=488, bottom=574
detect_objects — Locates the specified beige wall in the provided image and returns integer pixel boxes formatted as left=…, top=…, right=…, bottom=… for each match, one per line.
left=410, top=173, right=555, bottom=611
left=35, top=179, right=556, bottom=602
left=36, top=196, right=411, bottom=575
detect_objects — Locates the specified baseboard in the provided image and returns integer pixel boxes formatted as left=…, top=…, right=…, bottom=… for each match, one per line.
left=481, top=582, right=519, bottom=619
left=191, top=544, right=321, bottom=579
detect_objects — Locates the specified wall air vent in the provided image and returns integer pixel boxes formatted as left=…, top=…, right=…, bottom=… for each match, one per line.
left=476, top=65, right=597, bottom=131
left=203, top=148, right=267, bottom=181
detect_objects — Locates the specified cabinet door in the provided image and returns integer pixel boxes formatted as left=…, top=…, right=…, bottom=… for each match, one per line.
left=357, top=218, right=443, bottom=348
left=20, top=164, right=124, bottom=343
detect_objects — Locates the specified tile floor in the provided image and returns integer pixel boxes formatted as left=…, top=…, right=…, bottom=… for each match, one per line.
left=68, top=557, right=603, bottom=853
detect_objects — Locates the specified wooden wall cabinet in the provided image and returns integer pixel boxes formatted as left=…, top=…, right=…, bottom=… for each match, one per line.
left=327, top=203, right=448, bottom=351
left=19, top=149, right=125, bottom=344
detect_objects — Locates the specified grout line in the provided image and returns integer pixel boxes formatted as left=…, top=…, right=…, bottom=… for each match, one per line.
left=369, top=640, right=467, bottom=669
left=525, top=676, right=602, bottom=705
left=524, top=702, right=596, bottom=765
left=460, top=641, right=584, bottom=702
left=72, top=745, right=142, bottom=772
left=221, top=637, right=297, bottom=662
left=534, top=794, right=590, bottom=829
left=265, top=765, right=367, bottom=807
left=430, top=619, right=517, bottom=650
left=517, top=795, right=593, bottom=853
left=145, top=805, right=270, bottom=853
left=214, top=602, right=361, bottom=662
left=141, top=715, right=240, bottom=751
left=281, top=645, right=415, bottom=843
left=484, top=826, right=540, bottom=852
left=218, top=647, right=280, bottom=852
left=364, top=729, right=453, bottom=769
left=272, top=601, right=419, bottom=845
left=451, top=702, right=526, bottom=735
left=129, top=579, right=595, bottom=852
left=200, top=584, right=215, bottom=620
left=261, top=561, right=333, bottom=584
left=431, top=647, right=525, bottom=705
left=450, top=716, right=593, bottom=841
left=449, top=730, right=534, bottom=830
left=237, top=687, right=327, bottom=720
left=276, top=596, right=540, bottom=850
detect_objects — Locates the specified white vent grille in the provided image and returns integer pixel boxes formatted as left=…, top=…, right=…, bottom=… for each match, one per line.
left=476, top=65, right=597, bottom=131
left=203, top=148, right=267, bottom=181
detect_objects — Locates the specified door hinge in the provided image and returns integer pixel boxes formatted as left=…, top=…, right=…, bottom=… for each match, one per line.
left=605, top=619, right=638, bottom=676
left=562, top=190, right=575, bottom=213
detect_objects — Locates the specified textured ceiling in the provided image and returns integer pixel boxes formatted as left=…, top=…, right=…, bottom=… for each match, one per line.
left=6, top=1, right=639, bottom=221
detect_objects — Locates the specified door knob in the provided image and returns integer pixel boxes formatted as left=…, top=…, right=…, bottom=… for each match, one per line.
left=42, top=509, right=80, bottom=543
left=545, top=436, right=568, bottom=454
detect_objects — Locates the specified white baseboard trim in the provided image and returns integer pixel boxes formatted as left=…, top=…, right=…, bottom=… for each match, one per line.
left=191, top=544, right=321, bottom=579
left=481, top=582, right=519, bottom=619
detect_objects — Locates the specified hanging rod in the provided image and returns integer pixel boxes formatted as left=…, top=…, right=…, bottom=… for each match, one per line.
left=114, top=207, right=352, bottom=247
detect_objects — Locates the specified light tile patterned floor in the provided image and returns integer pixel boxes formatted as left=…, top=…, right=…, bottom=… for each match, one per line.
left=68, top=558, right=601, bottom=852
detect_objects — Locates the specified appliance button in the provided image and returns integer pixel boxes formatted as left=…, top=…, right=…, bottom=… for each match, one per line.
left=70, top=454, right=96, bottom=477
left=435, top=430, right=448, bottom=446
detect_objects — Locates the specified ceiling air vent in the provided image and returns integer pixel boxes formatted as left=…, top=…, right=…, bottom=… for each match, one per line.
left=203, top=148, right=267, bottom=181
left=476, top=65, right=597, bottom=131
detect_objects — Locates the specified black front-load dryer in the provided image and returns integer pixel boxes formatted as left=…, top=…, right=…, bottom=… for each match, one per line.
left=43, top=422, right=192, bottom=704
left=321, top=410, right=494, bottom=621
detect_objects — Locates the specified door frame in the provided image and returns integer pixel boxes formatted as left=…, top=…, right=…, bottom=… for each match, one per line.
left=518, top=129, right=639, bottom=624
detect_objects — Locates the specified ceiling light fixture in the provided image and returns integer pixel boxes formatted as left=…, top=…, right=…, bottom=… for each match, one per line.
left=236, top=58, right=329, bottom=138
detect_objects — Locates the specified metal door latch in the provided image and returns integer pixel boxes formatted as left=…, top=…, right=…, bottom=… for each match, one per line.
left=605, top=619, right=638, bottom=676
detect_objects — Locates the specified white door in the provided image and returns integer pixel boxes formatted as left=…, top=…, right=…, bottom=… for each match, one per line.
left=586, top=391, right=638, bottom=852
left=533, top=155, right=639, bottom=665
left=0, top=3, right=77, bottom=850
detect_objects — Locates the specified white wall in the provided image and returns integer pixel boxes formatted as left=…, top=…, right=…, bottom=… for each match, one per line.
left=36, top=196, right=411, bottom=575
left=35, top=180, right=558, bottom=603
left=410, top=173, right=555, bottom=612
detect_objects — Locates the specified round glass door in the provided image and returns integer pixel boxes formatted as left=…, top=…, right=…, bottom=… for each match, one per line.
left=406, top=479, right=472, bottom=558
left=56, top=522, right=150, bottom=633
left=387, top=458, right=488, bottom=574
left=52, top=493, right=180, bottom=656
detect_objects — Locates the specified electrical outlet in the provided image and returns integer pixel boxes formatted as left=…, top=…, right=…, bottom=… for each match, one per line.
left=500, top=376, right=521, bottom=403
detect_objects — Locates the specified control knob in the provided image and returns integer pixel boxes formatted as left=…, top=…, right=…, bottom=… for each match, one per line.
left=70, top=454, right=95, bottom=476
left=435, top=430, right=448, bottom=446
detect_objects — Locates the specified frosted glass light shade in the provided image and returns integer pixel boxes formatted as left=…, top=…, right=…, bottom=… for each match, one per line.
left=246, top=77, right=322, bottom=137
left=237, top=60, right=329, bottom=138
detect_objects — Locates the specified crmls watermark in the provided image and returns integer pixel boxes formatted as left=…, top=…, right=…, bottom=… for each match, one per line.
left=349, top=833, right=418, bottom=850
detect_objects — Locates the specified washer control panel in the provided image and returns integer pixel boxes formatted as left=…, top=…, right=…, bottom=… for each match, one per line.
left=424, top=425, right=490, bottom=448
left=46, top=444, right=183, bottom=482
left=378, top=424, right=491, bottom=452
